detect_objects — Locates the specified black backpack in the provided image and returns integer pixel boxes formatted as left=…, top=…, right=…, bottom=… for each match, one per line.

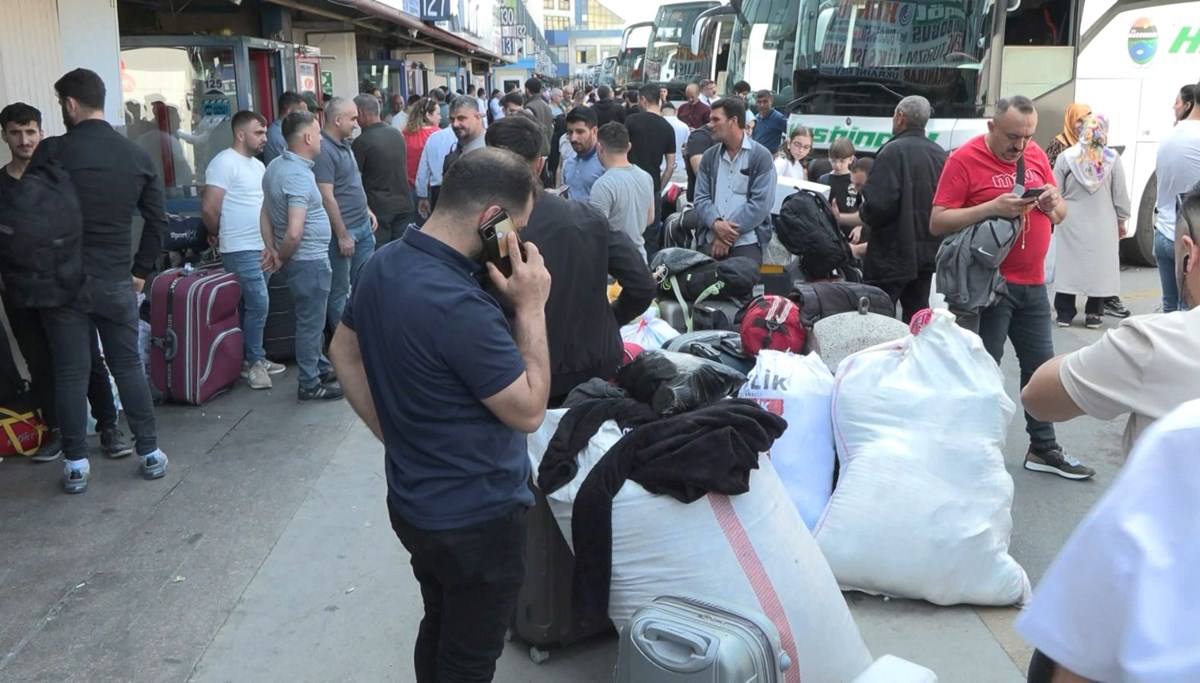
left=0, top=154, right=85, bottom=309
left=790, top=281, right=894, bottom=328
left=651, top=249, right=760, bottom=302
left=776, top=189, right=854, bottom=280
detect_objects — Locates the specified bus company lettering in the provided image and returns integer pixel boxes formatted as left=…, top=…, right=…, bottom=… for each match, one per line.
left=799, top=123, right=942, bottom=151
left=1170, top=25, right=1200, bottom=54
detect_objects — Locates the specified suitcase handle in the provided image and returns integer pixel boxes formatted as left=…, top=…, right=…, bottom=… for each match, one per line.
left=634, top=623, right=716, bottom=673
left=150, top=329, right=179, bottom=362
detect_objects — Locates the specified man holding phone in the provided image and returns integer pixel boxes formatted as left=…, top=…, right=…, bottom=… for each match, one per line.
left=931, top=96, right=1093, bottom=481
left=328, top=148, right=550, bottom=681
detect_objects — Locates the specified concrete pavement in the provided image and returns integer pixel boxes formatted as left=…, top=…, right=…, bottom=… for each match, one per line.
left=0, top=266, right=1161, bottom=682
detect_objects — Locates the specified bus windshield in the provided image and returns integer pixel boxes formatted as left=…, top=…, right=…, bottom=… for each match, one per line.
left=645, top=2, right=720, bottom=83
left=726, top=0, right=995, bottom=117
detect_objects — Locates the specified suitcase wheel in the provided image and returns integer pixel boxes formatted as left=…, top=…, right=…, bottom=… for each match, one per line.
left=529, top=646, right=550, bottom=664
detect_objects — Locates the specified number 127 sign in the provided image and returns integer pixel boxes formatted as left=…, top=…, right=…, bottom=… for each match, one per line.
left=422, top=0, right=451, bottom=22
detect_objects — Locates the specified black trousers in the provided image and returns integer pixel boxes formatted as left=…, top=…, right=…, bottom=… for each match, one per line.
left=1026, top=649, right=1056, bottom=683
left=1054, top=292, right=1103, bottom=320
left=377, top=211, right=419, bottom=247
left=878, top=271, right=934, bottom=324
left=4, top=298, right=118, bottom=433
left=388, top=502, right=527, bottom=683
left=40, top=278, right=157, bottom=460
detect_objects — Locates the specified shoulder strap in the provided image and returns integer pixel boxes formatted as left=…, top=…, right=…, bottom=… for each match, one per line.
left=1016, top=154, right=1026, bottom=188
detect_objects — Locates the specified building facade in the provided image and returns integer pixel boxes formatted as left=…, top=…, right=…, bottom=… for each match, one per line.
left=537, top=0, right=624, bottom=82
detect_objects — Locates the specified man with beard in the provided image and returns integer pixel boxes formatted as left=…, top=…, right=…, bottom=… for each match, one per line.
left=202, top=110, right=286, bottom=390
left=558, top=106, right=604, bottom=200
left=31, top=68, right=168, bottom=493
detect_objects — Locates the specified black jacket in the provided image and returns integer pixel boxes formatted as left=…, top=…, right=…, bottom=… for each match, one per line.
left=32, top=120, right=166, bottom=280
left=521, top=194, right=655, bottom=400
left=592, top=98, right=627, bottom=127
left=859, top=127, right=947, bottom=282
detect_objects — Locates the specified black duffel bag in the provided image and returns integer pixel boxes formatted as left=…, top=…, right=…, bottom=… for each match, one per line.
left=790, top=281, right=895, bottom=329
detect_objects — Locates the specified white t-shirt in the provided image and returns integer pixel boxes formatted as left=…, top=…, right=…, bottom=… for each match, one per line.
left=775, top=157, right=808, bottom=181
left=1015, top=400, right=1200, bottom=682
left=1154, top=120, right=1200, bottom=239
left=662, top=116, right=690, bottom=174
left=1059, top=307, right=1200, bottom=459
left=205, top=148, right=266, bottom=253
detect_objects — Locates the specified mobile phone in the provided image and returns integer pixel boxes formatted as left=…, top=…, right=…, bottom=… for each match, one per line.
left=553, top=185, right=570, bottom=198
left=478, top=210, right=522, bottom=277
left=1022, top=186, right=1046, bottom=200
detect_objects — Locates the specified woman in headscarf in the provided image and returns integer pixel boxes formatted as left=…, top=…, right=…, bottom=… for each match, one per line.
left=1044, top=103, right=1091, bottom=168
left=1052, top=114, right=1132, bottom=329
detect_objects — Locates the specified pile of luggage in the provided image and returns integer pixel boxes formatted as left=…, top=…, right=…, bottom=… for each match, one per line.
left=520, top=252, right=1030, bottom=679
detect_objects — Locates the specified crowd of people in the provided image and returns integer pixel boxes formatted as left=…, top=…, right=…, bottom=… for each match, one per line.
left=3, top=63, right=1200, bottom=681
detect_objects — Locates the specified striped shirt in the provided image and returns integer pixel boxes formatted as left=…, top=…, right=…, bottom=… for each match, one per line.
left=262, top=150, right=331, bottom=261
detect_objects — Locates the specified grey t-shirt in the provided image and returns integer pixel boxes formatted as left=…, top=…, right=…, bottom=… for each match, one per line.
left=313, top=130, right=371, bottom=229
left=590, top=164, right=655, bottom=261
left=263, top=150, right=332, bottom=261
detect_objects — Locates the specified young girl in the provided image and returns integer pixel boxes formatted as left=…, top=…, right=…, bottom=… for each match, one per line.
left=774, top=126, right=813, bottom=180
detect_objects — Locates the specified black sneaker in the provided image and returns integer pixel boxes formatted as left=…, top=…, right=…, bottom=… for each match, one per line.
left=1024, top=445, right=1095, bottom=480
left=1085, top=315, right=1103, bottom=329
left=319, top=370, right=339, bottom=385
left=31, top=430, right=63, bottom=463
left=1103, top=297, right=1131, bottom=318
left=298, top=382, right=344, bottom=402
left=100, top=427, right=134, bottom=459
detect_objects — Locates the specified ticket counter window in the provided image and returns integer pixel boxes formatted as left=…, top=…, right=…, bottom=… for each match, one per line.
left=120, top=46, right=237, bottom=198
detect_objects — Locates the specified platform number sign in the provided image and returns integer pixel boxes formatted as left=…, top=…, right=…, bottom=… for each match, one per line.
left=503, top=37, right=516, bottom=55
left=499, top=6, right=516, bottom=25
left=422, top=0, right=451, bottom=21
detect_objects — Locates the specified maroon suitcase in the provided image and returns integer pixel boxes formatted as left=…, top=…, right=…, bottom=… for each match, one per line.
left=149, top=265, right=243, bottom=405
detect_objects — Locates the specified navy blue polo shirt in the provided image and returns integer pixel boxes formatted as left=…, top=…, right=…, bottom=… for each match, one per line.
left=341, top=228, right=532, bottom=531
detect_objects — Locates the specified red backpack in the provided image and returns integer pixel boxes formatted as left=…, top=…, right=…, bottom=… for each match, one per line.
left=740, top=295, right=806, bottom=356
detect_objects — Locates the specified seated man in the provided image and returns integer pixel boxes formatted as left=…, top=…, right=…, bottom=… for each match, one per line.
left=693, top=97, right=776, bottom=263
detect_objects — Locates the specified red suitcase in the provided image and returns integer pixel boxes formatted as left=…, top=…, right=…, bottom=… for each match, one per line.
left=149, top=265, right=243, bottom=405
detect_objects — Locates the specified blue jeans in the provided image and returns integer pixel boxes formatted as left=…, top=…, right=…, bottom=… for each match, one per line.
left=976, top=283, right=1058, bottom=450
left=1155, top=230, right=1183, bottom=313
left=221, top=250, right=269, bottom=365
left=40, top=278, right=157, bottom=460
left=282, top=258, right=334, bottom=390
left=328, top=218, right=376, bottom=333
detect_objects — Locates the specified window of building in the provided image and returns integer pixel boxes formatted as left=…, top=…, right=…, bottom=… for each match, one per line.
left=577, top=45, right=598, bottom=64
left=544, top=0, right=554, bottom=9
left=119, top=45, right=238, bottom=196
left=546, top=16, right=570, bottom=30
left=558, top=0, right=570, bottom=10
left=584, top=0, right=623, bottom=30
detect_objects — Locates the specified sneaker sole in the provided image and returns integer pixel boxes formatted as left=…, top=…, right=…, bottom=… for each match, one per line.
left=1104, top=310, right=1131, bottom=318
left=248, top=381, right=273, bottom=390
left=31, top=451, right=63, bottom=463
left=298, top=394, right=344, bottom=402
left=104, top=447, right=135, bottom=459
left=266, top=366, right=287, bottom=375
left=142, top=462, right=168, bottom=480
left=62, top=479, right=88, bottom=493
left=1055, top=321, right=1070, bottom=327
left=1023, top=460, right=1094, bottom=480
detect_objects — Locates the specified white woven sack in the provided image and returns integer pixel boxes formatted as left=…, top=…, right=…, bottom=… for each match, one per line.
left=814, top=310, right=1032, bottom=606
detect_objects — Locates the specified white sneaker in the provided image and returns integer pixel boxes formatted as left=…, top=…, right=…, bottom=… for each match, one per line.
left=262, top=360, right=287, bottom=375
left=247, top=361, right=273, bottom=390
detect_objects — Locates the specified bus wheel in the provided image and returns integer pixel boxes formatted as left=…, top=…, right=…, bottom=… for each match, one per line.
left=1120, top=173, right=1157, bottom=267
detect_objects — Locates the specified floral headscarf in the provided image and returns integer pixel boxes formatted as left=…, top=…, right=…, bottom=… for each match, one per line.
left=1055, top=103, right=1092, bottom=148
left=1065, top=114, right=1116, bottom=193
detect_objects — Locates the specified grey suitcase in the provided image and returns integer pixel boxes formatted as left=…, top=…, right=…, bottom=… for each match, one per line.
left=616, top=595, right=792, bottom=682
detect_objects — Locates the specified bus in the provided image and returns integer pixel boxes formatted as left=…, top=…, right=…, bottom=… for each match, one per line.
left=643, top=1, right=722, bottom=96
left=615, top=22, right=654, bottom=85
left=710, top=0, right=1199, bottom=265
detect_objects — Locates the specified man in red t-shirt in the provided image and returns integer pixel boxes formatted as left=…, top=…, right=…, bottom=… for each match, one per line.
left=931, top=95, right=1095, bottom=482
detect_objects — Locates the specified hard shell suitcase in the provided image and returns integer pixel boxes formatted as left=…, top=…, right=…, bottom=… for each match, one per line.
left=149, top=265, right=243, bottom=405
left=616, top=595, right=792, bottom=682
left=262, top=270, right=296, bottom=361
left=511, top=486, right=613, bottom=662
left=664, top=331, right=755, bottom=375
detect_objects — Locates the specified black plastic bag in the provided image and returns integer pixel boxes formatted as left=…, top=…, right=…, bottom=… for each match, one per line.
left=616, top=350, right=748, bottom=416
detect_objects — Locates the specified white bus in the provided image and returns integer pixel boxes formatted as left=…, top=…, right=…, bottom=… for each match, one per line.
left=710, top=0, right=1200, bottom=265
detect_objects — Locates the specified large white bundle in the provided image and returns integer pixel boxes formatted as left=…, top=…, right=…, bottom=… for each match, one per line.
left=737, top=350, right=836, bottom=530
left=814, top=310, right=1031, bottom=606
left=529, top=411, right=875, bottom=682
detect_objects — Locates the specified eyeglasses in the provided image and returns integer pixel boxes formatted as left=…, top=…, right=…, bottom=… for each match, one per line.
left=789, top=140, right=813, bottom=150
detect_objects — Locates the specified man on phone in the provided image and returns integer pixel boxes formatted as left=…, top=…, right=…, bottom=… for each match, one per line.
left=329, top=148, right=549, bottom=681
left=931, top=95, right=1092, bottom=481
